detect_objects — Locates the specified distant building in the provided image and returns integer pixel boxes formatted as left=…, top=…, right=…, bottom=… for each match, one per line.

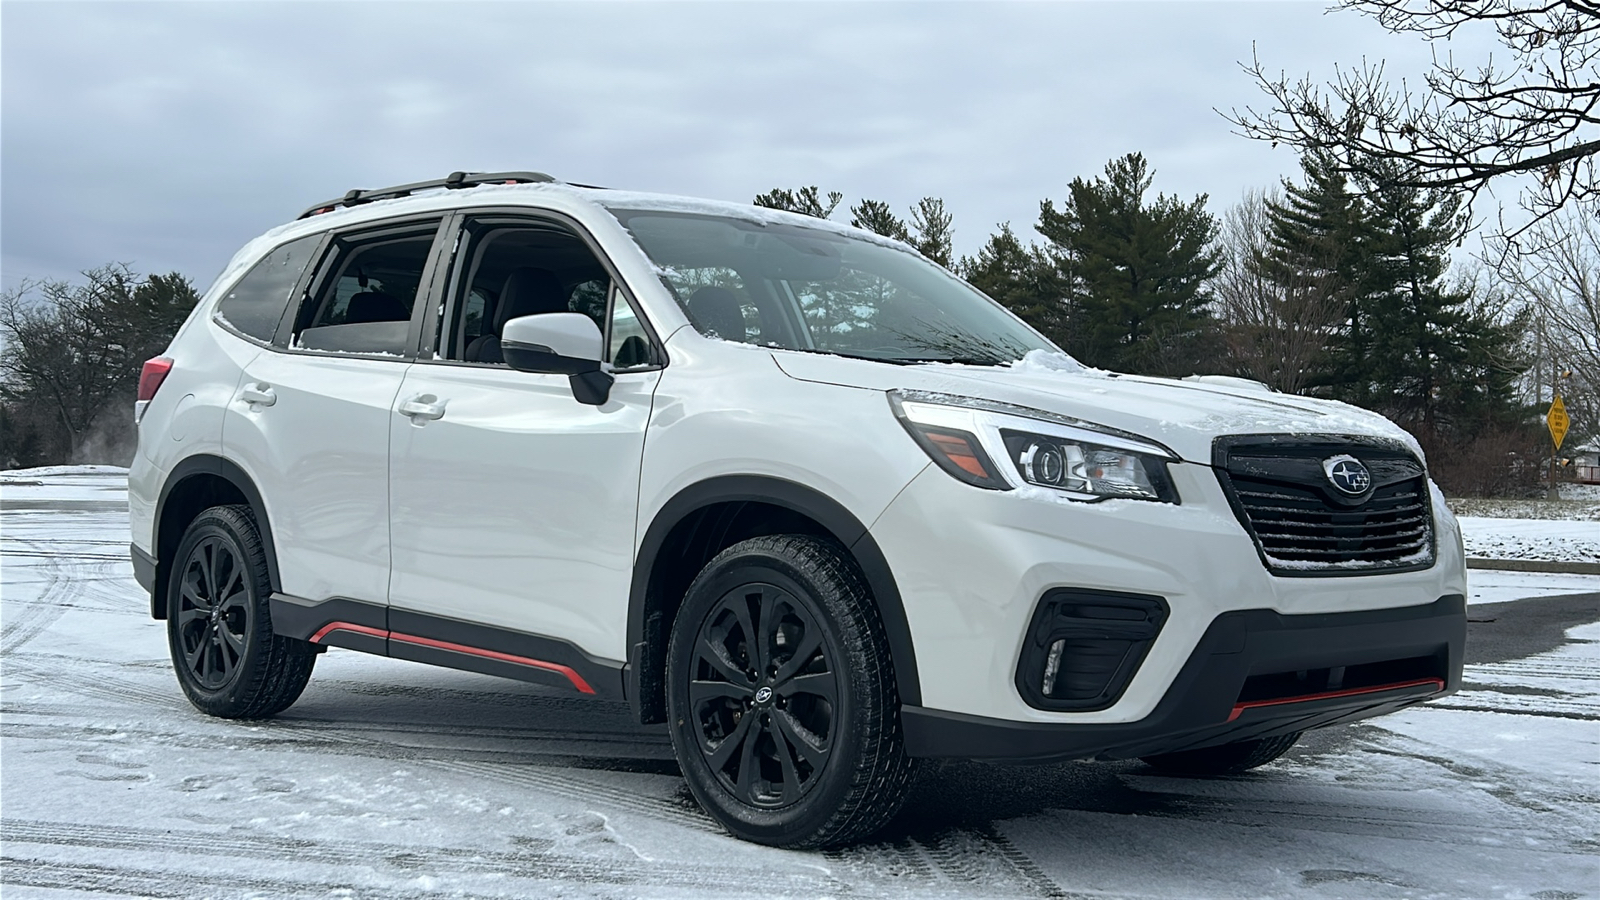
left=1574, top=443, right=1600, bottom=485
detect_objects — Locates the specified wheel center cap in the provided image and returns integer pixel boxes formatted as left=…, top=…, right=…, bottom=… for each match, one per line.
left=753, top=686, right=774, bottom=705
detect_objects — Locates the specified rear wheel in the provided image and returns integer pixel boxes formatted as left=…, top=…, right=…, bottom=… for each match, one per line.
left=666, top=535, right=914, bottom=848
left=1140, top=733, right=1301, bottom=775
left=167, top=505, right=315, bottom=718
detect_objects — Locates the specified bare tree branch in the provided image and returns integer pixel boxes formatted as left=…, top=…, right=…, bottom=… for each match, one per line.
left=1227, top=1, right=1599, bottom=239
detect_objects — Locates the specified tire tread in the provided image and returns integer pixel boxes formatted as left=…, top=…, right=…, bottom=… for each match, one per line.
left=170, top=505, right=315, bottom=719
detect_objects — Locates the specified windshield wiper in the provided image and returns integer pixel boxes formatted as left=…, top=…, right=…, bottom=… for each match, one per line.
left=779, top=347, right=917, bottom=365
left=897, top=356, right=1007, bottom=367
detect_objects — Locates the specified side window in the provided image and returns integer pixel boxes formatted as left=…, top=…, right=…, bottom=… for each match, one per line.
left=608, top=287, right=654, bottom=368
left=441, top=219, right=616, bottom=365
left=289, top=224, right=439, bottom=355
left=214, top=234, right=321, bottom=343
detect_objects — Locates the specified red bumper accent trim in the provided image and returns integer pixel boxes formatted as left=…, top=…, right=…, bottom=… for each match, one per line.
left=1228, top=677, right=1446, bottom=722
left=307, top=621, right=595, bottom=694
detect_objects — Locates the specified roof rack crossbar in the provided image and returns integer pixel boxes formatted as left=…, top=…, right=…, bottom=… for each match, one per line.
left=297, top=170, right=558, bottom=219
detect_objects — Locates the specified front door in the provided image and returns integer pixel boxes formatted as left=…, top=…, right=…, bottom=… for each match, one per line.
left=386, top=212, right=664, bottom=676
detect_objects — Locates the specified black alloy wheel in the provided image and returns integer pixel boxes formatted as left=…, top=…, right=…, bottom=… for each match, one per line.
left=687, top=579, right=837, bottom=808
left=175, top=533, right=252, bottom=690
left=667, top=535, right=915, bottom=848
left=167, top=505, right=316, bottom=718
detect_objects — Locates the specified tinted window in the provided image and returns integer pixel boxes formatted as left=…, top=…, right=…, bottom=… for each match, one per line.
left=440, top=221, right=613, bottom=364
left=608, top=287, right=654, bottom=368
left=290, top=227, right=438, bottom=356
left=215, top=234, right=321, bottom=342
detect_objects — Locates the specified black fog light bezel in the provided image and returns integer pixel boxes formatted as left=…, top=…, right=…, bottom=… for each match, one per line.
left=1015, top=589, right=1169, bottom=712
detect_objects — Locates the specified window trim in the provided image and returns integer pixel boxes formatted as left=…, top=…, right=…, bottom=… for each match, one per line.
left=210, top=232, right=331, bottom=349
left=269, top=214, right=452, bottom=363
left=414, top=206, right=669, bottom=374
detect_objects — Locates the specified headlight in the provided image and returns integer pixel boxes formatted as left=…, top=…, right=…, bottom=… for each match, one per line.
left=889, top=390, right=1179, bottom=503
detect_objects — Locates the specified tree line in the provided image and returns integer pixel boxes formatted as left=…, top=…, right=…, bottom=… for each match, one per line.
left=0, top=265, right=199, bottom=468
left=1, top=150, right=1590, bottom=496
left=755, top=149, right=1588, bottom=496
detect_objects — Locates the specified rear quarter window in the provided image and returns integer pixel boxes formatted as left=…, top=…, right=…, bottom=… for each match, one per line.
left=215, top=234, right=322, bottom=343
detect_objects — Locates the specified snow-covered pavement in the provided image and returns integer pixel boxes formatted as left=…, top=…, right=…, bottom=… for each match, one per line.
left=3, top=470, right=1597, bottom=899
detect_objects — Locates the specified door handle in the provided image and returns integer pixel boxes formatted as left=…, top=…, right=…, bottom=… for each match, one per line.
left=240, top=383, right=277, bottom=407
left=398, top=394, right=446, bottom=421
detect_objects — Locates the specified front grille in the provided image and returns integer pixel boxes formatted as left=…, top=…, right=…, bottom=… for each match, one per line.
left=1215, top=436, right=1436, bottom=576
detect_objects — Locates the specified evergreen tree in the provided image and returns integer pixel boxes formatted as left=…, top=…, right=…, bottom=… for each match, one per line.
left=1359, top=165, right=1526, bottom=438
left=753, top=186, right=842, bottom=219
left=960, top=224, right=1069, bottom=348
left=849, top=199, right=910, bottom=242
left=1035, top=153, right=1220, bottom=375
left=909, top=197, right=954, bottom=269
left=1257, top=153, right=1379, bottom=403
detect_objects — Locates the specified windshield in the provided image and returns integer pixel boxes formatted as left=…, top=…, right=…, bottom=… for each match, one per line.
left=609, top=209, right=1058, bottom=365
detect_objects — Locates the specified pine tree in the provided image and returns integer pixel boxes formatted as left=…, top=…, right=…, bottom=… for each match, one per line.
left=960, top=224, right=1069, bottom=348
left=1035, top=153, right=1220, bottom=375
left=909, top=197, right=954, bottom=269
left=753, top=186, right=842, bottom=219
left=849, top=199, right=911, bottom=242
left=1257, top=153, right=1378, bottom=403
left=1359, top=165, right=1526, bottom=438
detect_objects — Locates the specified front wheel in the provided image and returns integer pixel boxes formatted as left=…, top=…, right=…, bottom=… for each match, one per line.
left=166, top=505, right=316, bottom=718
left=1140, top=733, right=1301, bottom=775
left=666, top=535, right=915, bottom=848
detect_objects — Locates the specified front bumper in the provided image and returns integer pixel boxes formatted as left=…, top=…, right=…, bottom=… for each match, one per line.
left=870, top=461, right=1468, bottom=723
left=904, top=593, right=1464, bottom=761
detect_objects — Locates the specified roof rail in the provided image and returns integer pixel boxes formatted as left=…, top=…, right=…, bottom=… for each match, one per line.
left=296, top=170, right=558, bottom=219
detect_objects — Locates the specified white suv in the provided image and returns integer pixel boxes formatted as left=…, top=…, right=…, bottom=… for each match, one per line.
left=130, top=171, right=1467, bottom=848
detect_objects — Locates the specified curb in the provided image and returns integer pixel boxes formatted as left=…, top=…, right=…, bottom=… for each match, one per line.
left=1466, top=558, right=1600, bottom=576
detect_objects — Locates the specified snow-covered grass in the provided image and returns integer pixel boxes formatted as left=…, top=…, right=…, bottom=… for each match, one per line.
left=1459, top=516, right=1600, bottom=563
left=1449, top=496, right=1600, bottom=521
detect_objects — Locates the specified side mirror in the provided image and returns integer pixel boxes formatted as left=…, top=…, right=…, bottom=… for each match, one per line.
left=501, top=313, right=614, bottom=406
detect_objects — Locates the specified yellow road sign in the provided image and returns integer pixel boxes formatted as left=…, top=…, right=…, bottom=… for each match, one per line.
left=1547, top=395, right=1569, bottom=449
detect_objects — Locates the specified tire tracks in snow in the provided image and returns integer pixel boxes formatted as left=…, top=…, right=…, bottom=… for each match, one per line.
left=0, top=551, right=81, bottom=655
left=826, top=827, right=1076, bottom=899
left=2, top=819, right=842, bottom=895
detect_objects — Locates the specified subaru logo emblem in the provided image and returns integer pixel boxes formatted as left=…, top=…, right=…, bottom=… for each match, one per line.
left=754, top=687, right=773, bottom=704
left=1322, top=454, right=1371, bottom=495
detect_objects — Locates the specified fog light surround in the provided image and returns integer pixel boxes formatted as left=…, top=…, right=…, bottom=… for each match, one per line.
left=1016, top=589, right=1169, bottom=711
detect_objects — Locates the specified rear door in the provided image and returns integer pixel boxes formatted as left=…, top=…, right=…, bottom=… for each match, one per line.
left=224, top=215, right=450, bottom=608
left=386, top=210, right=664, bottom=672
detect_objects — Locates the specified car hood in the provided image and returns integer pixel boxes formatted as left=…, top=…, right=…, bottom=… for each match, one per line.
left=769, top=349, right=1421, bottom=465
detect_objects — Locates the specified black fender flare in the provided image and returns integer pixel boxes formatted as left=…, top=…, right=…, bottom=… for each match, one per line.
left=152, top=454, right=279, bottom=617
left=626, top=474, right=921, bottom=712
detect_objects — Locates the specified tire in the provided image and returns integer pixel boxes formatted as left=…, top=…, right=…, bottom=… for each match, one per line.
left=666, top=535, right=915, bottom=848
left=1140, top=732, right=1301, bottom=776
left=166, top=505, right=316, bottom=718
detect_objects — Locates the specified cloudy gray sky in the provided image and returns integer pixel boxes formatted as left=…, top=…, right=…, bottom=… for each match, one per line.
left=3, top=1, right=1449, bottom=294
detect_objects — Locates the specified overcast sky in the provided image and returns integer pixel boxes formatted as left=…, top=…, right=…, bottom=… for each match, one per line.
left=3, top=1, right=1455, bottom=295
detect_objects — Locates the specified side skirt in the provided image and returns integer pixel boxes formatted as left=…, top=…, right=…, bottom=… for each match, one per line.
left=269, top=593, right=624, bottom=700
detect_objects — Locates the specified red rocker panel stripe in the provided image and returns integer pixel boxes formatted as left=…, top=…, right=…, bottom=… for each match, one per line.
left=1228, top=677, right=1446, bottom=722
left=309, top=622, right=387, bottom=643
left=307, top=622, right=596, bottom=694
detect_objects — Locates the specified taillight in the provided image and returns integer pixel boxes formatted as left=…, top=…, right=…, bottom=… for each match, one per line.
left=135, top=356, right=173, bottom=423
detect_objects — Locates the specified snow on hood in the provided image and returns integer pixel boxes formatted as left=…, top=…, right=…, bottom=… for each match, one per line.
left=770, top=348, right=1423, bottom=465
